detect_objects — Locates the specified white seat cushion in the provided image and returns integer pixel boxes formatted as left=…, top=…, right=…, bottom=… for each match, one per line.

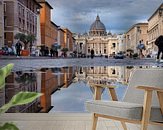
left=85, top=100, right=163, bottom=122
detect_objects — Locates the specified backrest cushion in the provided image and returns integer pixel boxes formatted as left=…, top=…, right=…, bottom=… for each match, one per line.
left=124, top=68, right=163, bottom=107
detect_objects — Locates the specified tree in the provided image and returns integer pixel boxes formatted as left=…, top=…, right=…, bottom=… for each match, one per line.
left=26, top=34, right=36, bottom=52
left=14, top=33, right=36, bottom=50
left=14, top=33, right=26, bottom=43
left=61, top=48, right=68, bottom=52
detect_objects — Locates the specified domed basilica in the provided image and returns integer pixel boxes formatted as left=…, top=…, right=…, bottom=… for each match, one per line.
left=74, top=15, right=125, bottom=57
left=89, top=15, right=107, bottom=36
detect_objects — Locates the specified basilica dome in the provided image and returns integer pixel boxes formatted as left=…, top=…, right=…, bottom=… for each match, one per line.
left=89, top=15, right=107, bottom=36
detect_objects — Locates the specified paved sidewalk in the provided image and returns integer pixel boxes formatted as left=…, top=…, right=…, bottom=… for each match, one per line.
left=0, top=55, right=58, bottom=60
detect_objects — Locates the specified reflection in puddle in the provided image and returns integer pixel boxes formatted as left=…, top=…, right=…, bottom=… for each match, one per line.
left=0, top=66, right=161, bottom=113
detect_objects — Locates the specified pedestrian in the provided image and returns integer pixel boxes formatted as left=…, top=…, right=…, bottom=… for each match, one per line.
left=56, top=50, right=58, bottom=57
left=155, top=35, right=163, bottom=62
left=12, top=43, right=16, bottom=55
left=50, top=48, right=54, bottom=57
left=137, top=40, right=145, bottom=58
left=45, top=47, right=49, bottom=56
left=15, top=41, right=22, bottom=57
left=90, top=49, right=94, bottom=59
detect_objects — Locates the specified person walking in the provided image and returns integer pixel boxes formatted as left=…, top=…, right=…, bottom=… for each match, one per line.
left=50, top=48, right=54, bottom=57
left=15, top=41, right=22, bottom=57
left=137, top=40, right=145, bottom=58
left=12, top=43, right=16, bottom=55
left=155, top=35, right=163, bottom=62
left=90, top=49, right=94, bottom=59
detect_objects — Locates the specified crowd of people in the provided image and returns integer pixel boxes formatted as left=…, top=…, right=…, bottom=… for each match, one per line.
left=0, top=41, right=61, bottom=57
left=0, top=41, right=22, bottom=57
left=0, top=35, right=163, bottom=61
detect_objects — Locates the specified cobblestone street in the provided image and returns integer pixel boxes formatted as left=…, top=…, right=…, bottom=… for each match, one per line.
left=0, top=57, right=162, bottom=71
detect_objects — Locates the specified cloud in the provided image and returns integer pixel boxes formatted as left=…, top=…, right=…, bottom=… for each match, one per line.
left=47, top=0, right=162, bottom=33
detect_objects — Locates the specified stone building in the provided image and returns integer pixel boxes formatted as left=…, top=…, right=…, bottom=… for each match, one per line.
left=4, top=0, right=41, bottom=47
left=148, top=3, right=163, bottom=55
left=125, top=23, right=148, bottom=55
left=74, top=15, right=125, bottom=57
left=0, top=0, right=4, bottom=48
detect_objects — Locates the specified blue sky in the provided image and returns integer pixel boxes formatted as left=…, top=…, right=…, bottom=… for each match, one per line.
left=47, top=0, right=162, bottom=34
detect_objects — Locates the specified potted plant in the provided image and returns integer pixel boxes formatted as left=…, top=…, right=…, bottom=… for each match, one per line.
left=14, top=33, right=36, bottom=56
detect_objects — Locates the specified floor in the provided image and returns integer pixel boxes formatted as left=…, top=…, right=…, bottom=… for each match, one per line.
left=0, top=113, right=141, bottom=130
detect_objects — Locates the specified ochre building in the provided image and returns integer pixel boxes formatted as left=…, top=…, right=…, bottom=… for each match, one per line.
left=37, top=0, right=58, bottom=48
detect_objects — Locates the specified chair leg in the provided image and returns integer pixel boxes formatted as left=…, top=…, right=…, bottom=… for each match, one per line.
left=121, top=121, right=127, bottom=130
left=141, top=90, right=152, bottom=130
left=92, top=113, right=98, bottom=130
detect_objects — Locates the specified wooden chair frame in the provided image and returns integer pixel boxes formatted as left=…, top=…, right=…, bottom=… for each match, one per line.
left=90, top=84, right=163, bottom=130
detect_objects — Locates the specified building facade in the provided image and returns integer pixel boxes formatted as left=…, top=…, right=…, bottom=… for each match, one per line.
left=0, top=0, right=4, bottom=49
left=4, top=0, right=41, bottom=47
left=148, top=3, right=163, bottom=55
left=74, top=15, right=125, bottom=57
left=57, top=27, right=65, bottom=47
left=117, top=34, right=126, bottom=53
left=125, top=23, right=148, bottom=55
left=63, top=28, right=74, bottom=52
left=37, top=0, right=58, bottom=48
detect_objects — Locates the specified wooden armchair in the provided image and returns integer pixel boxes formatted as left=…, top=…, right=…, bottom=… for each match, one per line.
left=86, top=69, right=163, bottom=130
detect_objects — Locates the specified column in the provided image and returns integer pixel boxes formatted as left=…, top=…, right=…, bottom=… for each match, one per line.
left=36, top=13, right=41, bottom=46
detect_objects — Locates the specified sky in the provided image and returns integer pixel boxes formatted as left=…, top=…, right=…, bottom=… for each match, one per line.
left=47, top=0, right=163, bottom=34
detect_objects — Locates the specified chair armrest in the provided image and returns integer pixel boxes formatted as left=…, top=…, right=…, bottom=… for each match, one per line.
left=89, top=83, right=115, bottom=89
left=137, top=86, right=163, bottom=92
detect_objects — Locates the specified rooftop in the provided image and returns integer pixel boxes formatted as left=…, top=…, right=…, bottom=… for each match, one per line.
left=148, top=3, right=163, bottom=21
left=37, top=0, right=53, bottom=9
left=126, top=23, right=148, bottom=34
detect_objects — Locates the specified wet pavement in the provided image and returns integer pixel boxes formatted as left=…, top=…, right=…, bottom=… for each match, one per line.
left=0, top=57, right=161, bottom=71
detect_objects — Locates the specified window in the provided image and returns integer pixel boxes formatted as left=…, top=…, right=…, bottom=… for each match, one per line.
left=88, top=49, right=90, bottom=53
left=33, top=25, right=35, bottom=33
left=112, top=43, right=116, bottom=48
left=104, top=49, right=106, bottom=54
left=19, top=18, right=21, bottom=28
left=22, top=8, right=25, bottom=17
left=18, top=5, right=21, bottom=15
left=22, top=20, right=25, bottom=30
left=112, top=69, right=116, bottom=74
left=4, top=33, right=6, bottom=39
left=80, top=43, right=83, bottom=49
left=4, top=3, right=6, bottom=13
left=4, top=17, right=7, bottom=27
